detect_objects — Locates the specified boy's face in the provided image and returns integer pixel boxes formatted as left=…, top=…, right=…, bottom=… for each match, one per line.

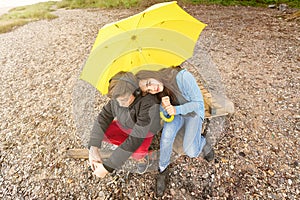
left=116, top=94, right=135, bottom=107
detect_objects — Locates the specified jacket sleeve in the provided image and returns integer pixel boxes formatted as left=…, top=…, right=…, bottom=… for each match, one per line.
left=103, top=95, right=161, bottom=171
left=174, top=70, right=204, bottom=116
left=88, top=100, right=114, bottom=149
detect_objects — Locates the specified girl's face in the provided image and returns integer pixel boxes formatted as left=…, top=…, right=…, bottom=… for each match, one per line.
left=139, top=78, right=164, bottom=94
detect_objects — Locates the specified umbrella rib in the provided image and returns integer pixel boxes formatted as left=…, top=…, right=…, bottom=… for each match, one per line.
left=131, top=12, right=146, bottom=37
left=135, top=13, right=145, bottom=29
left=134, top=37, right=151, bottom=64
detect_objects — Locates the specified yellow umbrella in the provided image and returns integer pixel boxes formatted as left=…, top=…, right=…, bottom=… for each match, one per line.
left=80, top=1, right=206, bottom=94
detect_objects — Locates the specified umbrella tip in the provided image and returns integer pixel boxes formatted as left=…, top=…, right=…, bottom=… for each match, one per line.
left=131, top=35, right=137, bottom=40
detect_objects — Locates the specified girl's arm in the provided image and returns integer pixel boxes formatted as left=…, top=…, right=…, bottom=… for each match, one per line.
left=174, top=70, right=204, bottom=115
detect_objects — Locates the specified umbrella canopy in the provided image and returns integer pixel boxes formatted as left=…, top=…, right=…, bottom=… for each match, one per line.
left=80, top=1, right=206, bottom=94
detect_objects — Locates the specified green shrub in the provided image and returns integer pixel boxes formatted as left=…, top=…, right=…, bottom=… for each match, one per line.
left=0, top=0, right=299, bottom=34
left=0, top=2, right=57, bottom=34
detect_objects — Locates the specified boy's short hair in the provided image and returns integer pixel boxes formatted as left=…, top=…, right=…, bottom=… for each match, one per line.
left=108, top=71, right=139, bottom=99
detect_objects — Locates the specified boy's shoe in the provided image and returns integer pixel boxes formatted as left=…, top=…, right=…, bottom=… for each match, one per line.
left=137, top=156, right=149, bottom=174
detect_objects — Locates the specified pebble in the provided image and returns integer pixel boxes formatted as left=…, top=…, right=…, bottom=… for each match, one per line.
left=170, top=189, right=176, bottom=196
left=181, top=188, right=186, bottom=194
left=202, top=173, right=209, bottom=179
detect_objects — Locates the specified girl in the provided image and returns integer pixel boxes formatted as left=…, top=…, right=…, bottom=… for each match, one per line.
left=136, top=67, right=214, bottom=196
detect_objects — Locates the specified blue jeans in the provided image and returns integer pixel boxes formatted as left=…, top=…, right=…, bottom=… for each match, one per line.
left=159, top=114, right=206, bottom=172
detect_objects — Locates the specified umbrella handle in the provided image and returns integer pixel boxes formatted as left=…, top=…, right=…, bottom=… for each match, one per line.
left=160, top=112, right=174, bottom=123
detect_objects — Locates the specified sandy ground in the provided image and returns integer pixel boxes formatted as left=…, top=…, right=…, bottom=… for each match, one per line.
left=0, top=4, right=299, bottom=199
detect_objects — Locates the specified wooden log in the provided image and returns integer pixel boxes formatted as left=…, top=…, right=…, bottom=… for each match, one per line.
left=198, top=81, right=234, bottom=119
left=65, top=149, right=112, bottom=159
left=65, top=149, right=88, bottom=159
left=286, top=10, right=300, bottom=21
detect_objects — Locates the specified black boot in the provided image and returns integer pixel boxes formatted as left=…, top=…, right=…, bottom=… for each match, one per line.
left=202, top=143, right=215, bottom=162
left=156, top=167, right=169, bottom=197
left=204, top=148, right=215, bottom=162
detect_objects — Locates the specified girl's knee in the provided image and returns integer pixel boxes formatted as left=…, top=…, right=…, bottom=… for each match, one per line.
left=160, top=136, right=174, bottom=145
left=161, top=129, right=176, bottom=141
left=184, top=145, right=199, bottom=158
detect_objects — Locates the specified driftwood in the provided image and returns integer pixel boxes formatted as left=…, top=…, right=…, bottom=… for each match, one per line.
left=65, top=149, right=89, bottom=159
left=285, top=10, right=300, bottom=21
left=65, top=149, right=112, bottom=159
left=200, top=83, right=234, bottom=118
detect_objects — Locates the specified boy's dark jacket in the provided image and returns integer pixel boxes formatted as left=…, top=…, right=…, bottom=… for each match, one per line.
left=88, top=94, right=161, bottom=172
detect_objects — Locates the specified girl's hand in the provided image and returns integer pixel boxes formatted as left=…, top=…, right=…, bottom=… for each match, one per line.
left=162, top=96, right=176, bottom=115
left=165, top=105, right=176, bottom=116
left=162, top=96, right=171, bottom=109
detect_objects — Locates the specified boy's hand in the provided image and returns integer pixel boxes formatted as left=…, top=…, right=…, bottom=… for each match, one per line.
left=93, top=163, right=109, bottom=178
left=89, top=146, right=102, bottom=171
